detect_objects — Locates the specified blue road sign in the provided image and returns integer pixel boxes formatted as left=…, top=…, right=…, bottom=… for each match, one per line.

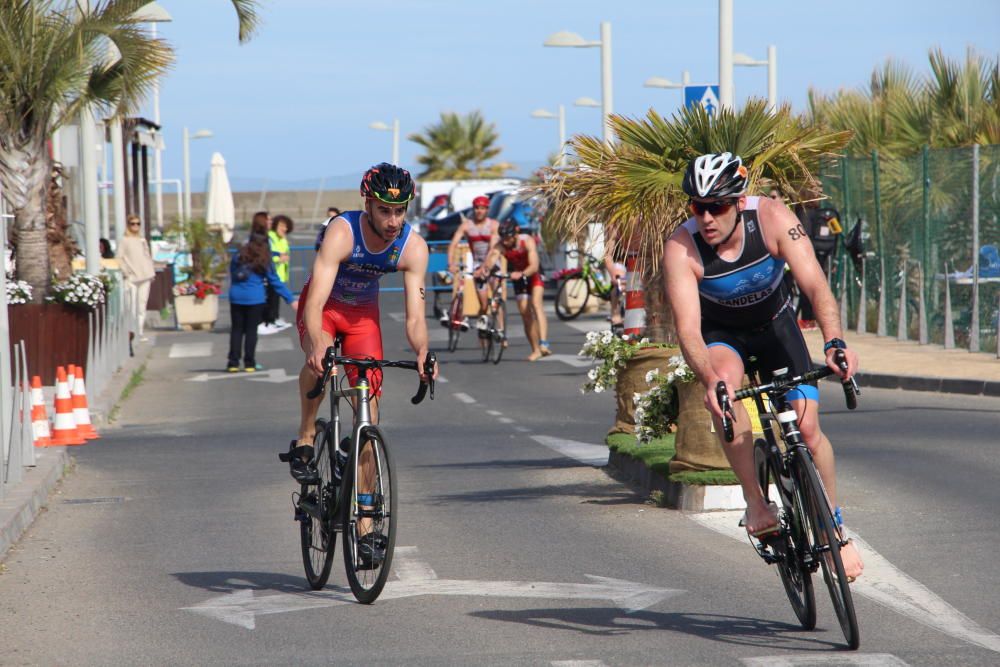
left=684, top=85, right=721, bottom=117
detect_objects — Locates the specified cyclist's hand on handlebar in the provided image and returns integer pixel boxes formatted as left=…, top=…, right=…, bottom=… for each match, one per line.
left=448, top=264, right=459, bottom=276
left=825, top=345, right=859, bottom=380
left=417, top=350, right=438, bottom=382
left=305, top=339, right=331, bottom=377
left=510, top=271, right=523, bottom=281
left=703, top=376, right=731, bottom=420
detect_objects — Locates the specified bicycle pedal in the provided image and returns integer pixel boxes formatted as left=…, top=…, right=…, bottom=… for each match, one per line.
left=278, top=451, right=291, bottom=463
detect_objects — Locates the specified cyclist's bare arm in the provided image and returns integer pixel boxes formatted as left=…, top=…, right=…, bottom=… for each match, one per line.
left=304, top=218, right=352, bottom=375
left=481, top=241, right=504, bottom=277
left=663, top=232, right=729, bottom=417
left=760, top=198, right=859, bottom=379
left=399, top=237, right=438, bottom=380
left=518, top=236, right=541, bottom=278
left=446, top=220, right=469, bottom=273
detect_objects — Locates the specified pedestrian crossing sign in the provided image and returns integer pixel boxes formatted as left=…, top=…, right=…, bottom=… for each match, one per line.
left=684, top=85, right=721, bottom=117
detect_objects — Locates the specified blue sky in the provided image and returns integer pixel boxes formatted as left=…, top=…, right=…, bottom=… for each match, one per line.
left=152, top=0, right=999, bottom=191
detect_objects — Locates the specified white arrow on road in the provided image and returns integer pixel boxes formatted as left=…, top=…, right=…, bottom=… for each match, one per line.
left=540, top=353, right=595, bottom=369
left=186, top=369, right=296, bottom=384
left=182, top=547, right=682, bottom=629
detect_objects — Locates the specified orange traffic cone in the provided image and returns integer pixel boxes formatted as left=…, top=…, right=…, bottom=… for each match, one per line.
left=51, top=366, right=85, bottom=446
left=30, top=375, right=54, bottom=447
left=70, top=364, right=98, bottom=440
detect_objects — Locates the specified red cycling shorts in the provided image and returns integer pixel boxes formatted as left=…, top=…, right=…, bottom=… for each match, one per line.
left=296, top=281, right=384, bottom=395
left=512, top=273, right=545, bottom=298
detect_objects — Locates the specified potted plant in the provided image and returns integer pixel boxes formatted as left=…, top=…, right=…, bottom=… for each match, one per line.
left=167, top=218, right=227, bottom=330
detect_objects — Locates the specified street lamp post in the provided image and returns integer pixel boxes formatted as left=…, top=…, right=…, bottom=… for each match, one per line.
left=544, top=22, right=613, bottom=145
left=530, top=106, right=566, bottom=166
left=733, top=47, right=777, bottom=112
left=183, top=127, right=213, bottom=221
left=369, top=120, right=400, bottom=166
left=133, top=2, right=172, bottom=230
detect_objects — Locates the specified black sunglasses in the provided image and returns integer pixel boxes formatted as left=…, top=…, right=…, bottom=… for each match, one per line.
left=689, top=199, right=736, bottom=216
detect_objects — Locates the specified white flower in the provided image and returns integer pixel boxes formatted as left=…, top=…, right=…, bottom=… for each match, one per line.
left=601, top=331, right=613, bottom=344
left=608, top=368, right=616, bottom=376
left=587, top=368, right=598, bottom=381
left=594, top=384, right=604, bottom=393
left=633, top=392, right=642, bottom=404
left=645, top=369, right=659, bottom=384
left=639, top=337, right=650, bottom=344
left=586, top=331, right=599, bottom=342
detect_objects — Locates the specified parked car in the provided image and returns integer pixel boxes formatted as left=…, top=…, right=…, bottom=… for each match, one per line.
left=421, top=206, right=471, bottom=242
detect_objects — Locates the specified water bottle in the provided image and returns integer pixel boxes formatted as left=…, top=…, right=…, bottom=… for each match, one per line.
left=334, top=437, right=350, bottom=482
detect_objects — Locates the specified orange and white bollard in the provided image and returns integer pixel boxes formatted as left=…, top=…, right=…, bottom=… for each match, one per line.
left=30, top=375, right=53, bottom=447
left=50, top=366, right=85, bottom=446
left=70, top=364, right=99, bottom=440
left=623, top=252, right=646, bottom=338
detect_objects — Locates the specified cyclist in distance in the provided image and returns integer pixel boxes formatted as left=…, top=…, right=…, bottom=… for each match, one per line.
left=662, top=152, right=863, bottom=581
left=443, top=194, right=499, bottom=331
left=482, top=221, right=551, bottom=361
left=287, top=163, right=436, bottom=481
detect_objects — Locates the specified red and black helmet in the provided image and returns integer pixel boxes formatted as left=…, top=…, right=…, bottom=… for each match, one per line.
left=360, top=163, right=415, bottom=205
left=472, top=195, right=490, bottom=208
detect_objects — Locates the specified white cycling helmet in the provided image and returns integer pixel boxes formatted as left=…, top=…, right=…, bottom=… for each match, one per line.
left=682, top=152, right=748, bottom=199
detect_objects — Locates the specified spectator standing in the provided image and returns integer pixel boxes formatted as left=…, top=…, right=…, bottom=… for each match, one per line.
left=117, top=214, right=156, bottom=342
left=265, top=214, right=294, bottom=331
left=228, top=217, right=298, bottom=372
left=792, top=190, right=842, bottom=330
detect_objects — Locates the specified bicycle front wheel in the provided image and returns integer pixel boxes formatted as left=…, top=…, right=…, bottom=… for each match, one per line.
left=799, top=456, right=860, bottom=649
left=300, top=420, right=336, bottom=590
left=755, top=439, right=815, bottom=629
left=555, top=277, right=589, bottom=320
left=489, top=301, right=505, bottom=365
left=341, top=426, right=397, bottom=603
left=447, top=296, right=462, bottom=352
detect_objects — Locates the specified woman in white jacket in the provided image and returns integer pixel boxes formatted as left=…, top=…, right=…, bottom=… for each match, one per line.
left=116, top=215, right=156, bottom=342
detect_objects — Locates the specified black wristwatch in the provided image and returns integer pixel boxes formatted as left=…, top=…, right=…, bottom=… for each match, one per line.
left=823, top=337, right=847, bottom=353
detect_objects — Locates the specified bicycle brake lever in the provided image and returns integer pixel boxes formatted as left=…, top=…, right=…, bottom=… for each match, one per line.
left=716, top=381, right=735, bottom=442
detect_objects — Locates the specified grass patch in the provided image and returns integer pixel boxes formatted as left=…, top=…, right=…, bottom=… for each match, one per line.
left=108, top=363, right=147, bottom=423
left=605, top=431, right=739, bottom=486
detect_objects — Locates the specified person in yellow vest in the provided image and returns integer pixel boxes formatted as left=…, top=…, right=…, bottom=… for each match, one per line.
left=261, top=213, right=294, bottom=333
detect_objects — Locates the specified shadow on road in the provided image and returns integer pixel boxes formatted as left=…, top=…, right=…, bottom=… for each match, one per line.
left=172, top=570, right=310, bottom=595
left=469, top=606, right=844, bottom=650
left=427, top=481, right=640, bottom=507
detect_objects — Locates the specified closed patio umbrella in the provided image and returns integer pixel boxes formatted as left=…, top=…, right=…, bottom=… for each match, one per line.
left=205, top=151, right=235, bottom=243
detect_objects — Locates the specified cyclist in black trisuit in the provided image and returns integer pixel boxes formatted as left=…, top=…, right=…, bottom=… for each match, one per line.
left=663, top=152, right=863, bottom=581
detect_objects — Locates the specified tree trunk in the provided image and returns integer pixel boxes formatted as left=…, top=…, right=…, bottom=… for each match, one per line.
left=46, top=163, right=75, bottom=281
left=642, top=266, right=677, bottom=345
left=0, top=140, right=51, bottom=302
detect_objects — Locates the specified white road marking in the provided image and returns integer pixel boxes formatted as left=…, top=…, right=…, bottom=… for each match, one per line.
left=741, top=655, right=910, bottom=666
left=183, top=550, right=683, bottom=629
left=540, top=353, right=594, bottom=369
left=564, top=319, right=612, bottom=334
left=435, top=375, right=448, bottom=383
left=497, top=417, right=515, bottom=424
left=514, top=426, right=531, bottom=433
left=487, top=410, right=503, bottom=416
left=530, top=435, right=609, bottom=467
left=689, top=511, right=1000, bottom=654
left=393, top=546, right=438, bottom=582
left=388, top=312, right=405, bottom=322
left=453, top=392, right=476, bottom=404
left=256, top=338, right=294, bottom=352
left=551, top=661, right=609, bottom=667
left=169, top=342, right=212, bottom=358
left=186, top=369, right=295, bottom=384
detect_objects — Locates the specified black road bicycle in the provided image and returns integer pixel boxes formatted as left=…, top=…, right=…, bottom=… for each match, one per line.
left=282, top=339, right=435, bottom=603
left=478, top=270, right=508, bottom=365
left=717, top=350, right=861, bottom=649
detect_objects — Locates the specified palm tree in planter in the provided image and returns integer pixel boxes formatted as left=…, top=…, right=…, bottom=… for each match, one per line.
left=0, top=0, right=260, bottom=302
left=531, top=100, right=851, bottom=473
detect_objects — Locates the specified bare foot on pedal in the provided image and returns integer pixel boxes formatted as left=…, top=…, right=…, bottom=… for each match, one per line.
left=743, top=501, right=780, bottom=538
left=841, top=539, right=864, bottom=582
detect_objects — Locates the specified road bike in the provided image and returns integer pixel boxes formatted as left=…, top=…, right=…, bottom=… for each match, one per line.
left=281, top=338, right=436, bottom=603
left=442, top=273, right=471, bottom=352
left=478, top=270, right=508, bottom=365
left=553, top=249, right=625, bottom=323
left=717, top=350, right=861, bottom=649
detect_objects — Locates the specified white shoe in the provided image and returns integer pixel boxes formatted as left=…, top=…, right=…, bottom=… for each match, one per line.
left=476, top=315, right=488, bottom=331
left=459, top=317, right=470, bottom=332
left=257, top=322, right=278, bottom=336
left=274, top=318, right=290, bottom=328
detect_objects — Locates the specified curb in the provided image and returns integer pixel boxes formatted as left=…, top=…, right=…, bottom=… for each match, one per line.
left=0, top=447, right=70, bottom=562
left=608, top=450, right=745, bottom=512
left=90, top=334, right=158, bottom=428
left=810, top=356, right=1000, bottom=397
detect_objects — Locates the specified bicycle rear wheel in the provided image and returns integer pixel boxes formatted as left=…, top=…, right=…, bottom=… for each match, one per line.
left=799, top=456, right=860, bottom=649
left=341, top=427, right=396, bottom=603
left=447, top=295, right=462, bottom=352
left=555, top=277, right=589, bottom=320
left=489, top=301, right=505, bottom=364
left=755, top=439, right=816, bottom=629
left=299, top=420, right=336, bottom=589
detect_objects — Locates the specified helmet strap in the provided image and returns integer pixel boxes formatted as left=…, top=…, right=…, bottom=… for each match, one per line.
left=713, top=208, right=743, bottom=247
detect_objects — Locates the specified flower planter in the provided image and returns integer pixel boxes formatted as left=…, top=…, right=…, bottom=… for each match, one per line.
left=609, top=346, right=679, bottom=436
left=8, top=303, right=93, bottom=383
left=669, top=379, right=732, bottom=473
left=175, top=294, right=219, bottom=331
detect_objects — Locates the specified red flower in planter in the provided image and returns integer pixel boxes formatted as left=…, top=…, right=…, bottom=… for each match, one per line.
left=192, top=281, right=221, bottom=300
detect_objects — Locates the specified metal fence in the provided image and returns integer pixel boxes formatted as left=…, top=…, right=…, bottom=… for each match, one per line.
left=820, top=144, right=1000, bottom=356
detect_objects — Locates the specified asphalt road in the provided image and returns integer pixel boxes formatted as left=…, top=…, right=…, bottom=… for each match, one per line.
left=1, top=291, right=998, bottom=666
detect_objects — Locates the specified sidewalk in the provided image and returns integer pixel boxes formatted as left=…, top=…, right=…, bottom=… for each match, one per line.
left=801, top=329, right=1000, bottom=396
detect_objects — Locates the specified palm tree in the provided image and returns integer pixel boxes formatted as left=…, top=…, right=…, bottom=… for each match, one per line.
left=408, top=110, right=514, bottom=180
left=0, top=0, right=259, bottom=301
left=532, top=100, right=850, bottom=343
